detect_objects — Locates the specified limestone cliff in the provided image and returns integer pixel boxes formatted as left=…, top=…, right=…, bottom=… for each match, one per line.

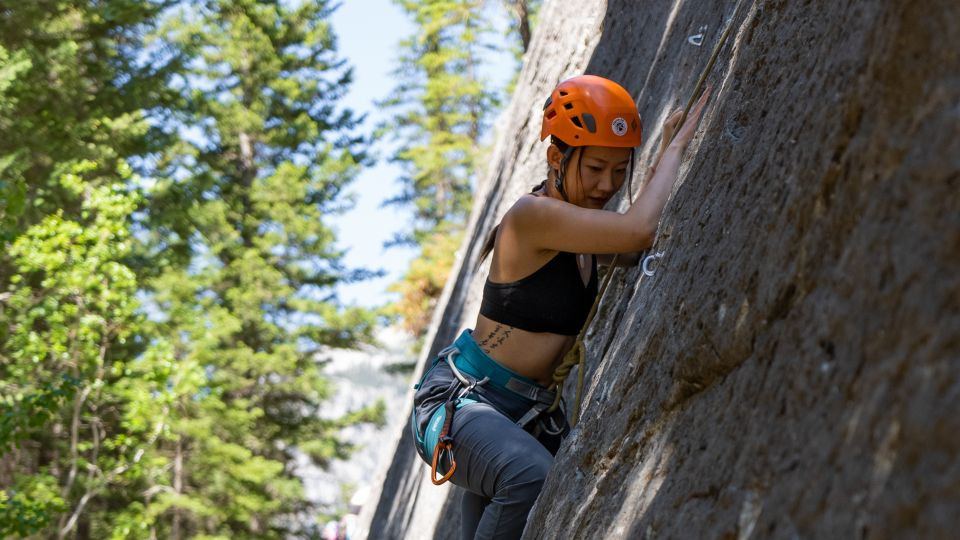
left=358, top=0, right=960, bottom=538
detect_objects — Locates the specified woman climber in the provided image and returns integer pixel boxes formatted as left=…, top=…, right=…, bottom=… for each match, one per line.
left=410, top=75, right=710, bottom=539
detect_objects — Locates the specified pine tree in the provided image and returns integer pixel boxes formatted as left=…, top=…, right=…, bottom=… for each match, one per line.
left=0, top=2, right=181, bottom=537
left=141, top=1, right=380, bottom=536
left=380, top=0, right=499, bottom=338
left=382, top=0, right=496, bottom=243
left=503, top=0, right=542, bottom=55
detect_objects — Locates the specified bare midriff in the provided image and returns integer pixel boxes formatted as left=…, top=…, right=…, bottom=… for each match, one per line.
left=472, top=313, right=576, bottom=386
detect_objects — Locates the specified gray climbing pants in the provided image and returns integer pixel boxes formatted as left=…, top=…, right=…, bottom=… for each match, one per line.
left=412, top=330, right=568, bottom=540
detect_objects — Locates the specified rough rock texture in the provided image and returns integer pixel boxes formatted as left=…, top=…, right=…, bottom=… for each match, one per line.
left=359, top=0, right=960, bottom=538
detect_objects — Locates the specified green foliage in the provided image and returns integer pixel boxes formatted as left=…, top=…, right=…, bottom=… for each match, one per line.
left=0, top=472, right=66, bottom=538
left=0, top=45, right=31, bottom=236
left=0, top=375, right=79, bottom=455
left=379, top=1, right=543, bottom=247
left=387, top=229, right=464, bottom=338
left=0, top=3, right=177, bottom=535
left=381, top=0, right=498, bottom=243
left=134, top=0, right=380, bottom=536
left=1, top=162, right=162, bottom=538
left=379, top=1, right=502, bottom=340
left=0, top=1, right=383, bottom=538
left=500, top=0, right=543, bottom=93
left=381, top=1, right=545, bottom=340
left=0, top=0, right=172, bottom=243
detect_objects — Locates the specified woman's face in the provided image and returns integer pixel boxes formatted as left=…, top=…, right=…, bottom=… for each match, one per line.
left=557, top=145, right=633, bottom=209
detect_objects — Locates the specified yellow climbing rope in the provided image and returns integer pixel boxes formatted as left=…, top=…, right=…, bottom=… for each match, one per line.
left=548, top=0, right=746, bottom=427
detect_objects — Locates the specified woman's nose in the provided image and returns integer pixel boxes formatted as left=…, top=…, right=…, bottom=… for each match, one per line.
left=599, top=169, right=616, bottom=192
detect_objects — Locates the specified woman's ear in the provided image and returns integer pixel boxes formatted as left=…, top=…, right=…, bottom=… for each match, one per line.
left=546, top=144, right=564, bottom=172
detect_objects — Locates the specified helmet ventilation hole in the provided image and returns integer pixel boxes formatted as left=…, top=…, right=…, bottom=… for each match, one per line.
left=563, top=102, right=574, bottom=110
left=582, top=113, right=597, bottom=133
left=545, top=109, right=557, bottom=120
left=570, top=116, right=583, bottom=129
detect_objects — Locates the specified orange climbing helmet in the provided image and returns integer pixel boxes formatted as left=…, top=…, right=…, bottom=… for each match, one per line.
left=540, top=75, right=642, bottom=147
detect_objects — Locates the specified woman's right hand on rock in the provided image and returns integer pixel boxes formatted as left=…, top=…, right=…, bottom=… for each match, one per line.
left=668, top=85, right=712, bottom=150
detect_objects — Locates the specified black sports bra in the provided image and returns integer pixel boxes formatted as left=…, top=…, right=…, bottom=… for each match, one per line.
left=480, top=251, right=598, bottom=335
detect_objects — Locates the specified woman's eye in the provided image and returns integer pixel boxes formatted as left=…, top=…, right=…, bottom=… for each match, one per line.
left=587, top=166, right=602, bottom=172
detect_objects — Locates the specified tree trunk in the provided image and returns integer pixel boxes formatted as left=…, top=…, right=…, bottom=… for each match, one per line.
left=172, top=436, right=183, bottom=540
left=508, top=1, right=532, bottom=52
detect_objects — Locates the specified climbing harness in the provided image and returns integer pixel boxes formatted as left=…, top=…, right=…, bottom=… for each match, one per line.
left=547, top=0, right=747, bottom=427
left=411, top=344, right=485, bottom=485
left=412, top=331, right=564, bottom=485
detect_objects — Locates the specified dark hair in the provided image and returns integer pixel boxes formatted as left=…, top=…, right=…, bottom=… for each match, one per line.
left=550, top=136, right=583, bottom=202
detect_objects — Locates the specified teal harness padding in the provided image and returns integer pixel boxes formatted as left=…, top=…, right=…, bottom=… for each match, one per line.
left=446, top=330, right=544, bottom=395
left=416, top=397, right=477, bottom=460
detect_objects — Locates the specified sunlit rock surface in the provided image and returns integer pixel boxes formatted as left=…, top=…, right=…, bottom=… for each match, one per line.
left=359, top=0, right=960, bottom=538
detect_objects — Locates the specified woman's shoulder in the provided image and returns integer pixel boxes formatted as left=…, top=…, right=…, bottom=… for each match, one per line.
left=507, top=191, right=561, bottom=217
left=505, top=190, right=574, bottom=233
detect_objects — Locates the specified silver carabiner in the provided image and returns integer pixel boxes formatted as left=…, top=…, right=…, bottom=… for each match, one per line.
left=440, top=346, right=471, bottom=386
left=441, top=346, right=489, bottom=395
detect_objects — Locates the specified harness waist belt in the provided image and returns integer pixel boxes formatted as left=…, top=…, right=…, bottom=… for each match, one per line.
left=450, top=330, right=556, bottom=405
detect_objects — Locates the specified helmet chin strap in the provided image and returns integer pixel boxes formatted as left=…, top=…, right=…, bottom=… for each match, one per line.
left=554, top=147, right=576, bottom=202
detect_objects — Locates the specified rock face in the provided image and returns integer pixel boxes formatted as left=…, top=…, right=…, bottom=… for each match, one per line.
left=359, top=0, right=960, bottom=538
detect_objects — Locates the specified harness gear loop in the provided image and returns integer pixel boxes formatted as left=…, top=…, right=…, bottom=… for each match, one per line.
left=547, top=0, right=746, bottom=427
left=538, top=409, right=566, bottom=436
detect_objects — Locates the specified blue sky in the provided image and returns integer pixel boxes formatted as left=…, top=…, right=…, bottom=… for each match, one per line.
left=329, top=0, right=417, bottom=307
left=330, top=1, right=515, bottom=307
